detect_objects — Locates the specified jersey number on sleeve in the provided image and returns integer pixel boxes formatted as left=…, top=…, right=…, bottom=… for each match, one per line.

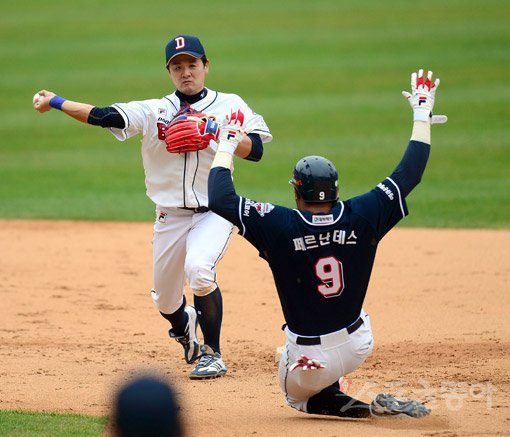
left=315, top=256, right=344, bottom=298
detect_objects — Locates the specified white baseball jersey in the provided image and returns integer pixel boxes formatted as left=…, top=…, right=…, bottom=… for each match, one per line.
left=108, top=89, right=272, bottom=208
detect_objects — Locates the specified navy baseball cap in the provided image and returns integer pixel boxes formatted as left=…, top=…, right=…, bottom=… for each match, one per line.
left=165, top=34, right=206, bottom=66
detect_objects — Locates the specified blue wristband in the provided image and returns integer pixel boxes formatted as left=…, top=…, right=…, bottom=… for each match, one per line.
left=49, top=95, right=66, bottom=110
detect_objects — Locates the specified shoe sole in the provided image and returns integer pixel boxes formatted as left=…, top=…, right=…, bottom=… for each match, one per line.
left=189, top=369, right=227, bottom=380
left=374, top=394, right=430, bottom=418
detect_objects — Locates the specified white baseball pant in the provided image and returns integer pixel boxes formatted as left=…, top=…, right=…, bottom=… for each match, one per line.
left=278, top=311, right=374, bottom=412
left=151, top=207, right=234, bottom=314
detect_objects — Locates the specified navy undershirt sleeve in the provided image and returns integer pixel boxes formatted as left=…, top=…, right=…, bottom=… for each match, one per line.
left=87, top=106, right=125, bottom=129
left=388, top=140, right=430, bottom=198
left=208, top=167, right=242, bottom=227
left=245, top=133, right=263, bottom=162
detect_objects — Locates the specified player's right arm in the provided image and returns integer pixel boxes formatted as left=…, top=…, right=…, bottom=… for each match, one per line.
left=208, top=166, right=242, bottom=227
left=208, top=113, right=245, bottom=227
left=33, top=90, right=125, bottom=128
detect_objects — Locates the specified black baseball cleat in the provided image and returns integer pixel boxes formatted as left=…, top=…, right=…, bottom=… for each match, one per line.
left=169, top=305, right=200, bottom=364
left=370, top=393, right=431, bottom=418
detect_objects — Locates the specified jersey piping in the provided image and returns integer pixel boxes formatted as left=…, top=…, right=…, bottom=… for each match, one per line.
left=191, top=151, right=201, bottom=206
left=182, top=154, right=187, bottom=207
left=293, top=202, right=345, bottom=226
left=386, top=177, right=405, bottom=218
left=163, top=96, right=179, bottom=113
left=196, top=91, right=218, bottom=113
left=238, top=197, right=247, bottom=236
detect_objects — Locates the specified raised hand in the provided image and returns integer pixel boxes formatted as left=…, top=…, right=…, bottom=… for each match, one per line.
left=402, top=69, right=447, bottom=124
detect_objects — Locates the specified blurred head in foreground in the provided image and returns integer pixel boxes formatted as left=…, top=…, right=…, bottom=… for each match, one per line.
left=113, top=374, right=183, bottom=437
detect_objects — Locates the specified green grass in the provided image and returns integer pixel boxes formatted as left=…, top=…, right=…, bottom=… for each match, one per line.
left=1, top=0, right=509, bottom=227
left=0, top=410, right=108, bottom=437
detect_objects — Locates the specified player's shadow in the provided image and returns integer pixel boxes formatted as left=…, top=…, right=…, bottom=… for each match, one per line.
left=292, top=414, right=449, bottom=432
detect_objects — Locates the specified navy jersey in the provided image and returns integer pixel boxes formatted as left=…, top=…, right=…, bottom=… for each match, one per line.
left=209, top=140, right=430, bottom=336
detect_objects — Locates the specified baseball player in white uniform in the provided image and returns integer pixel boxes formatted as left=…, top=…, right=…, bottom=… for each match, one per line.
left=33, top=34, right=272, bottom=379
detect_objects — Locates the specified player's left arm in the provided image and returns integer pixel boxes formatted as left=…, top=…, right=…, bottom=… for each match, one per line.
left=234, top=133, right=263, bottom=161
left=391, top=69, right=446, bottom=198
left=387, top=141, right=430, bottom=199
left=353, top=69, right=447, bottom=239
left=229, top=99, right=272, bottom=161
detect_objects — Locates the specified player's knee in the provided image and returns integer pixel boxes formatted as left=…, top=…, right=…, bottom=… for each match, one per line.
left=150, top=288, right=182, bottom=314
left=279, top=376, right=317, bottom=413
left=284, top=396, right=307, bottom=413
left=191, top=283, right=216, bottom=297
left=185, top=261, right=215, bottom=294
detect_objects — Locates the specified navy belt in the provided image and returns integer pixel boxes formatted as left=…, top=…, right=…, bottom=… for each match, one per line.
left=179, top=206, right=209, bottom=213
left=296, top=317, right=364, bottom=346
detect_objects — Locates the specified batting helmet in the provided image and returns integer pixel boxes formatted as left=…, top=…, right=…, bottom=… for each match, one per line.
left=289, top=155, right=339, bottom=203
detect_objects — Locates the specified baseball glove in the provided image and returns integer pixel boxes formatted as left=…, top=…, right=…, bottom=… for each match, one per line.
left=164, top=108, right=220, bottom=153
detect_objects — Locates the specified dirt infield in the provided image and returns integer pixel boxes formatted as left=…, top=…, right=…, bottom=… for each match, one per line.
left=0, top=220, right=509, bottom=436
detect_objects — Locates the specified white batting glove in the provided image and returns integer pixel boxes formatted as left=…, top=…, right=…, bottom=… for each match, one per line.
left=402, top=69, right=447, bottom=124
left=289, top=355, right=326, bottom=372
left=216, top=109, right=245, bottom=155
